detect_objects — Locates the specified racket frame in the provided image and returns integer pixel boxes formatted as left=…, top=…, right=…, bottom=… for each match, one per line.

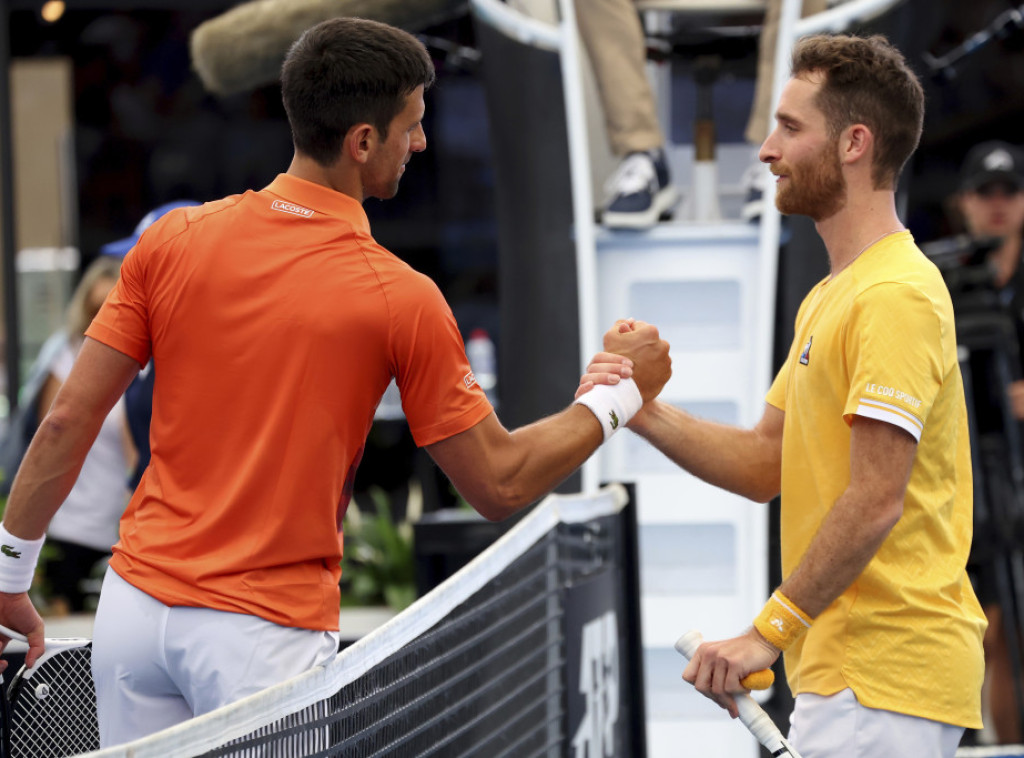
left=0, top=623, right=96, bottom=758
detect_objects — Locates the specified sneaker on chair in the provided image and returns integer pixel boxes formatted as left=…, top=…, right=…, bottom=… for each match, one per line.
left=740, top=161, right=767, bottom=223
left=602, top=148, right=679, bottom=230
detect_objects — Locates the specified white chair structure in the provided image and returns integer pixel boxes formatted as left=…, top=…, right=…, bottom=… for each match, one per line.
left=469, top=1, right=905, bottom=754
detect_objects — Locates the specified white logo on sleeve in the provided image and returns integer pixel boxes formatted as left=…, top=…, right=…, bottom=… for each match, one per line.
left=864, top=383, right=922, bottom=409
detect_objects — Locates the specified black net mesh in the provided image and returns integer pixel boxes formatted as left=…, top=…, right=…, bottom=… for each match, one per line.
left=201, top=521, right=618, bottom=758
left=5, top=493, right=639, bottom=758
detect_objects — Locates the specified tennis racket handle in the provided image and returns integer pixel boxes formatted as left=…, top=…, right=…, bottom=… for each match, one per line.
left=675, top=630, right=793, bottom=754
left=0, top=622, right=28, bottom=643
left=736, top=695, right=791, bottom=749
left=674, top=630, right=774, bottom=690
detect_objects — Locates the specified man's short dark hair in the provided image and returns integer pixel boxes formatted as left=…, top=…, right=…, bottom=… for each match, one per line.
left=281, top=18, right=436, bottom=167
left=792, top=34, right=924, bottom=190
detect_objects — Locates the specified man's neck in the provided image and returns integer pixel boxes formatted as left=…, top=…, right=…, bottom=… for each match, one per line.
left=285, top=153, right=364, bottom=202
left=816, top=188, right=904, bottom=277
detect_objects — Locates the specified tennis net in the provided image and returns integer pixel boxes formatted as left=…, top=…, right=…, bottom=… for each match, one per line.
left=69, top=483, right=644, bottom=758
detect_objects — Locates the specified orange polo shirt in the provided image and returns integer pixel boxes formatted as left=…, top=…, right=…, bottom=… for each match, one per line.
left=86, top=174, right=492, bottom=630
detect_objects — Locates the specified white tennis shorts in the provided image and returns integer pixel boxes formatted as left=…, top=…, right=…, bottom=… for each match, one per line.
left=788, top=688, right=964, bottom=758
left=91, top=567, right=340, bottom=748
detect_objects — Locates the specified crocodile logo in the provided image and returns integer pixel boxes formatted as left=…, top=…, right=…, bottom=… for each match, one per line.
left=1, top=545, right=22, bottom=559
left=609, top=410, right=619, bottom=430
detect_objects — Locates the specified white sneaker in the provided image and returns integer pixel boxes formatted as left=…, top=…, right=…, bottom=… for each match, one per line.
left=601, top=149, right=679, bottom=229
left=741, top=162, right=768, bottom=223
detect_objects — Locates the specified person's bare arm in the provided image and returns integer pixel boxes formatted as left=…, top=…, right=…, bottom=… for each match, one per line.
left=628, top=400, right=784, bottom=502
left=775, top=416, right=913, bottom=616
left=1009, top=379, right=1024, bottom=421
left=587, top=322, right=784, bottom=502
left=4, top=339, right=141, bottom=538
left=0, top=338, right=140, bottom=666
left=36, top=373, right=61, bottom=422
left=685, top=416, right=916, bottom=716
left=426, top=406, right=604, bottom=520
left=426, top=322, right=671, bottom=520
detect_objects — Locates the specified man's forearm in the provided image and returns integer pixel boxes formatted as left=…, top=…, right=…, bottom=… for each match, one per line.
left=628, top=401, right=782, bottom=502
left=777, top=486, right=901, bottom=619
left=3, top=338, right=142, bottom=539
left=777, top=416, right=913, bottom=618
left=428, top=405, right=605, bottom=521
left=3, top=410, right=98, bottom=538
left=502, top=404, right=606, bottom=504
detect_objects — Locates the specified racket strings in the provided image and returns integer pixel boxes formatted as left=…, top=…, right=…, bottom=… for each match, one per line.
left=9, top=645, right=98, bottom=758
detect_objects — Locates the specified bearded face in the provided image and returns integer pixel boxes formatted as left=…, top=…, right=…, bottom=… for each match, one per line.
left=774, top=135, right=847, bottom=221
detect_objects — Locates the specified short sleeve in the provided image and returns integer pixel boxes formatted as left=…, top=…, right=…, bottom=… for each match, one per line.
left=85, top=247, right=152, bottom=366
left=766, top=354, right=792, bottom=412
left=388, top=273, right=493, bottom=447
left=843, top=282, right=944, bottom=441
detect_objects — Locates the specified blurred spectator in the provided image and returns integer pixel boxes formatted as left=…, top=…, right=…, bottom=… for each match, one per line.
left=10, top=201, right=202, bottom=615
left=34, top=256, right=134, bottom=615
left=955, top=141, right=1024, bottom=343
left=954, top=139, right=1024, bottom=744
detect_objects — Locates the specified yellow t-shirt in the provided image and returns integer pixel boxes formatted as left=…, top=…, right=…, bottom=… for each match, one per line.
left=765, top=230, right=986, bottom=728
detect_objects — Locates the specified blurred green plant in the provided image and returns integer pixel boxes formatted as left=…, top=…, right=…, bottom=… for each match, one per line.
left=340, top=487, right=416, bottom=611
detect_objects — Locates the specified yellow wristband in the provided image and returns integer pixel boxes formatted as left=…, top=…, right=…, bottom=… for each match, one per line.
left=753, top=590, right=813, bottom=651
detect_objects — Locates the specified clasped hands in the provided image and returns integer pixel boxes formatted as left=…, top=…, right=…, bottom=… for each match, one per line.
left=580, top=322, right=780, bottom=718
left=578, top=318, right=671, bottom=411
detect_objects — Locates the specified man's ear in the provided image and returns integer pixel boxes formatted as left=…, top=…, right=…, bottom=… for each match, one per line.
left=840, top=123, right=872, bottom=166
left=346, top=123, right=376, bottom=164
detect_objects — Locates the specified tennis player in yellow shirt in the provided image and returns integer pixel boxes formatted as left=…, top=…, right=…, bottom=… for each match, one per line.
left=583, top=34, right=986, bottom=757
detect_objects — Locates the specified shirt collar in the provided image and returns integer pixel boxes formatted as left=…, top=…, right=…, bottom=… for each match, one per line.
left=264, top=174, right=371, bottom=235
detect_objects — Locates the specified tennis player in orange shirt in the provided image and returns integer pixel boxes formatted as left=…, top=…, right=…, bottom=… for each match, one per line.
left=0, top=18, right=669, bottom=748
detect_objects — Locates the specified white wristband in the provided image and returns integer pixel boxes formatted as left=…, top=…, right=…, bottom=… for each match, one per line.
left=573, top=378, right=643, bottom=441
left=0, top=524, right=44, bottom=594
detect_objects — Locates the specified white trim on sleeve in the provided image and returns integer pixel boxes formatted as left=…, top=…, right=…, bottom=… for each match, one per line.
left=855, top=398, right=923, bottom=441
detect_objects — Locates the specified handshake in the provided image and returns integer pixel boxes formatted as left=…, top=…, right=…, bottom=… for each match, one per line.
left=573, top=319, right=672, bottom=438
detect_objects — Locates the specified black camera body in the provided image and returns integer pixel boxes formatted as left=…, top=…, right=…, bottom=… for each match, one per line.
left=925, top=235, right=1024, bottom=554
left=923, top=234, right=1004, bottom=313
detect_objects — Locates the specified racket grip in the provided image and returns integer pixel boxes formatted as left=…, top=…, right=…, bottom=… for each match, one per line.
left=736, top=694, right=789, bottom=749
left=0, top=623, right=27, bottom=643
left=674, top=631, right=774, bottom=690
left=676, top=630, right=793, bottom=755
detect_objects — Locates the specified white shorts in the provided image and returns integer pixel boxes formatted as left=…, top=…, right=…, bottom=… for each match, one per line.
left=788, top=688, right=964, bottom=758
left=91, top=567, right=340, bottom=748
